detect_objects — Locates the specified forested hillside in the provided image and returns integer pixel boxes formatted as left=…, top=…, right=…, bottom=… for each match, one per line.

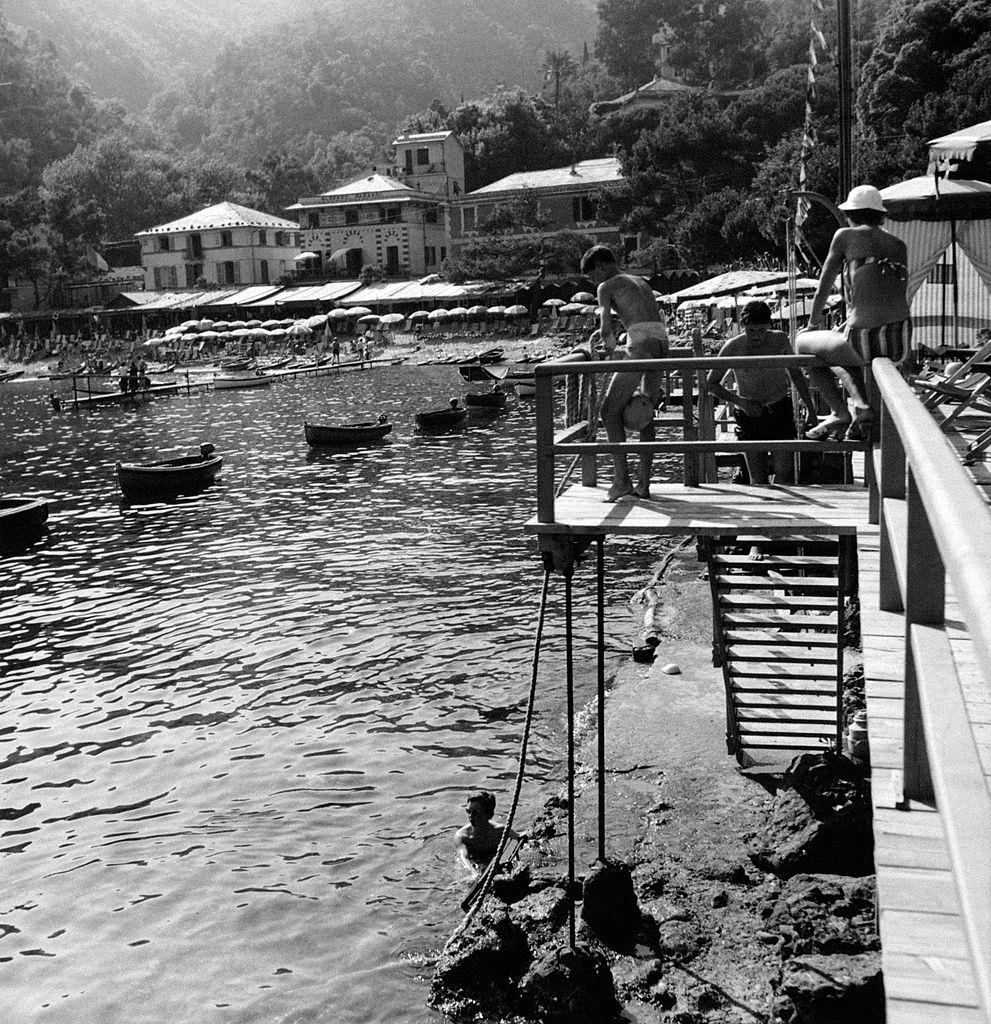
left=3, top=0, right=598, bottom=114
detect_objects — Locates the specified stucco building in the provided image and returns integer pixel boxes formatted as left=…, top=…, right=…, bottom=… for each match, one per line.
left=136, top=202, right=302, bottom=291
left=288, top=131, right=465, bottom=279
left=450, top=157, right=633, bottom=256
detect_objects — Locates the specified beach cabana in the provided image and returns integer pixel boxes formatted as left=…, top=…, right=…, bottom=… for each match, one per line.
left=880, top=176, right=991, bottom=349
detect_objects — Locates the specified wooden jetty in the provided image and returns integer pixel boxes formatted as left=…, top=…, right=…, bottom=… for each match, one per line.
left=524, top=352, right=991, bottom=1023
left=67, top=356, right=393, bottom=410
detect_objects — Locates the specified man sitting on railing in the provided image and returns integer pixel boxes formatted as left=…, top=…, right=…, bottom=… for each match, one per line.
left=580, top=244, right=669, bottom=501
left=706, top=301, right=818, bottom=484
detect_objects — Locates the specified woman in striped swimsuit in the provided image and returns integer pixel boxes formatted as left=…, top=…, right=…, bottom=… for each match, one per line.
left=797, top=184, right=911, bottom=440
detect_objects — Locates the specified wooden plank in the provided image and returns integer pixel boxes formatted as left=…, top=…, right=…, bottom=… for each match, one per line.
left=718, top=593, right=837, bottom=609
left=713, top=553, right=839, bottom=567
left=721, top=611, right=836, bottom=628
left=884, top=952, right=979, bottom=1008
left=887, top=999, right=985, bottom=1024
left=728, top=663, right=837, bottom=678
left=723, top=629, right=836, bottom=647
left=880, top=910, right=973, bottom=959
left=714, top=573, right=839, bottom=589
left=879, top=867, right=962, bottom=914
left=726, top=646, right=836, bottom=663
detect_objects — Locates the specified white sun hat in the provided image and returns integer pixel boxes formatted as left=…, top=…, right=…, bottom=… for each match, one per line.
left=838, top=184, right=886, bottom=212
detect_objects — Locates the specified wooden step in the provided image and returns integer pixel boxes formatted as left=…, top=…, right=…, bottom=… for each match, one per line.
left=738, top=723, right=837, bottom=737
left=731, top=683, right=837, bottom=697
left=737, top=711, right=837, bottom=725
left=718, top=593, right=838, bottom=610
left=739, top=739, right=837, bottom=751
left=713, top=554, right=839, bottom=568
left=727, top=662, right=837, bottom=679
left=722, top=611, right=837, bottom=629
left=726, top=646, right=836, bottom=663
left=733, top=694, right=837, bottom=709
left=714, top=573, right=839, bottom=590
left=723, top=629, right=837, bottom=647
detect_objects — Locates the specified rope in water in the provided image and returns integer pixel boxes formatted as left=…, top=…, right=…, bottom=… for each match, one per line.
left=441, top=567, right=551, bottom=950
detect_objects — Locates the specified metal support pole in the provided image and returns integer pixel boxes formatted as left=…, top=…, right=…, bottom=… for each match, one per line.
left=596, top=535, right=606, bottom=863
left=564, top=564, right=576, bottom=948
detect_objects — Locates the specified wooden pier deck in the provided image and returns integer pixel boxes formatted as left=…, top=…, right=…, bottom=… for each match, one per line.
left=524, top=354, right=990, bottom=1022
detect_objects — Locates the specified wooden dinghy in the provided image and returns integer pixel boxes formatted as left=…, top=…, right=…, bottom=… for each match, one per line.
left=304, top=417, right=392, bottom=446
left=415, top=400, right=468, bottom=430
left=0, top=497, right=49, bottom=548
left=465, top=388, right=508, bottom=410
left=116, top=444, right=223, bottom=500
left=213, top=373, right=272, bottom=390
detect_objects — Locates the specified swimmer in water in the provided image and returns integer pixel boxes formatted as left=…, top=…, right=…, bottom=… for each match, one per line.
left=455, top=790, right=512, bottom=876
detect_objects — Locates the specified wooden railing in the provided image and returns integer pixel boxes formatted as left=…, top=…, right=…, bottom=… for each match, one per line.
left=870, top=357, right=991, bottom=1016
left=533, top=352, right=856, bottom=523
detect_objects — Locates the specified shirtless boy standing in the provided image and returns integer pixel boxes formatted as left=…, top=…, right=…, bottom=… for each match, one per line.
left=580, top=244, right=669, bottom=501
left=706, top=300, right=818, bottom=484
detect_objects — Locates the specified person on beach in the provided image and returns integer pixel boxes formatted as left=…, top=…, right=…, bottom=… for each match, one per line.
left=797, top=184, right=911, bottom=441
left=456, top=791, right=513, bottom=876
left=331, top=337, right=340, bottom=364
left=580, top=244, right=669, bottom=502
left=706, top=301, right=818, bottom=485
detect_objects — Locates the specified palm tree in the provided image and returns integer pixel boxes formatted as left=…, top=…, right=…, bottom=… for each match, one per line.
left=542, top=50, right=577, bottom=121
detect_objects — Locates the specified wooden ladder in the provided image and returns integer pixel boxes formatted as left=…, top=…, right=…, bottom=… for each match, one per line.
left=705, top=534, right=854, bottom=765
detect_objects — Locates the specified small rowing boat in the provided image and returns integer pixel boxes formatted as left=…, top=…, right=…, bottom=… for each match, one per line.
left=213, top=373, right=272, bottom=390
left=465, top=388, right=508, bottom=410
left=219, top=357, right=255, bottom=371
left=0, top=497, right=49, bottom=549
left=116, top=444, right=223, bottom=500
left=415, top=400, right=467, bottom=430
left=304, top=417, right=392, bottom=446
left=0, top=369, right=24, bottom=384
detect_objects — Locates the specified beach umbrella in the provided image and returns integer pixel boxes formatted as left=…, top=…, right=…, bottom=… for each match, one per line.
left=245, top=319, right=263, bottom=328
left=467, top=304, right=489, bottom=318
left=268, top=328, right=287, bottom=339
left=230, top=328, right=251, bottom=338
left=180, top=319, right=200, bottom=330
left=357, top=314, right=380, bottom=325
left=380, top=312, right=405, bottom=326
left=579, top=304, right=598, bottom=315
left=541, top=298, right=565, bottom=308
left=559, top=303, right=585, bottom=315
left=428, top=308, right=449, bottom=320
left=570, top=291, right=594, bottom=303
left=408, top=309, right=430, bottom=321
left=288, top=323, right=313, bottom=337
left=261, top=319, right=282, bottom=329
left=197, top=319, right=214, bottom=332
left=197, top=330, right=221, bottom=340
left=505, top=304, right=528, bottom=316
left=305, top=314, right=329, bottom=328
left=326, top=308, right=351, bottom=320
left=212, top=321, right=232, bottom=331
left=226, top=320, right=247, bottom=329
left=248, top=328, right=271, bottom=339
left=347, top=306, right=372, bottom=317
left=294, top=251, right=319, bottom=261
left=487, top=305, right=507, bottom=316
left=180, top=333, right=200, bottom=344
left=448, top=306, right=469, bottom=319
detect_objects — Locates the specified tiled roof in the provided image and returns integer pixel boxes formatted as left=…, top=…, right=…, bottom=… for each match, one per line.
left=136, top=202, right=298, bottom=236
left=467, top=158, right=623, bottom=198
left=392, top=130, right=455, bottom=145
left=286, top=173, right=444, bottom=210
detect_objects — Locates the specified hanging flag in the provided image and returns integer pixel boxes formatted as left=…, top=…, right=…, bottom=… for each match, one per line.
left=795, top=7, right=826, bottom=246
left=85, top=245, right=110, bottom=273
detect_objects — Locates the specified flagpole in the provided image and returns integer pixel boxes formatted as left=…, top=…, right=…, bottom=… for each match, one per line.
left=836, top=0, right=854, bottom=198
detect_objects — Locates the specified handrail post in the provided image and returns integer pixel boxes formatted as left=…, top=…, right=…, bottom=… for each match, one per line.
left=901, top=467, right=944, bottom=804
left=535, top=369, right=556, bottom=522
left=878, top=394, right=906, bottom=612
left=681, top=367, right=698, bottom=486
left=692, top=329, right=716, bottom=482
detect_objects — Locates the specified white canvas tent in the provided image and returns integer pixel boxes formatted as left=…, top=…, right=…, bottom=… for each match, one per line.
left=880, top=176, right=991, bottom=349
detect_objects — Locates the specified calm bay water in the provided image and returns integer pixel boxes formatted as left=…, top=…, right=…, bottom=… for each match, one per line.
left=0, top=367, right=669, bottom=1024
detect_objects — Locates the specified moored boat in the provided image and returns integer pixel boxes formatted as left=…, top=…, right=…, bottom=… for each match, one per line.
left=213, top=373, right=272, bottom=390
left=0, top=497, right=49, bottom=548
left=219, top=357, right=255, bottom=371
left=465, top=388, right=509, bottom=409
left=304, top=416, right=393, bottom=446
left=116, top=444, right=223, bottom=500
left=415, top=400, right=467, bottom=430
left=0, top=369, right=25, bottom=383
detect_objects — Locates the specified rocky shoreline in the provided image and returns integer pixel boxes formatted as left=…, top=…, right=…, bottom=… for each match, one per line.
left=429, top=546, right=881, bottom=1024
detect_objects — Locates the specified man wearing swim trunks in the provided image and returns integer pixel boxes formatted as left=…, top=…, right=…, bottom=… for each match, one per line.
left=706, top=301, right=818, bottom=484
left=797, top=184, right=911, bottom=440
left=580, top=244, right=669, bottom=501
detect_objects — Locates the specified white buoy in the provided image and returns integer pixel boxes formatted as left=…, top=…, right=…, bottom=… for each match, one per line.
left=661, top=663, right=681, bottom=675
